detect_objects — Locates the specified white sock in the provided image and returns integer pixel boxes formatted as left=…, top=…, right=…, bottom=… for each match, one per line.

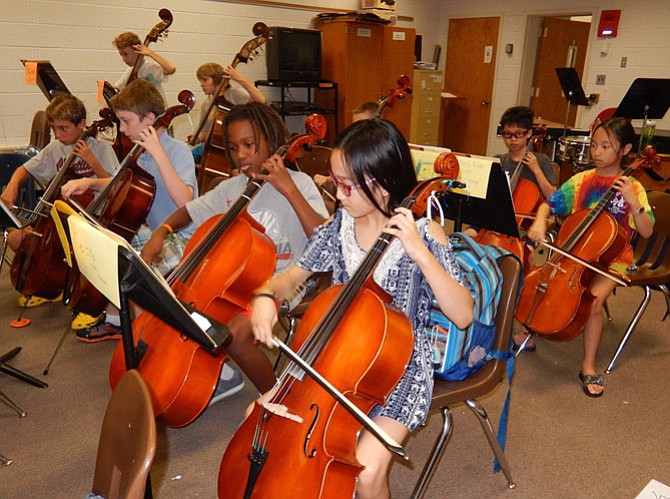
left=220, top=363, right=235, bottom=380
left=106, top=314, right=121, bottom=327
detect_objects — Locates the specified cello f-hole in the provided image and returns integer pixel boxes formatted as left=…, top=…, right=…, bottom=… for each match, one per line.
left=304, top=404, right=320, bottom=459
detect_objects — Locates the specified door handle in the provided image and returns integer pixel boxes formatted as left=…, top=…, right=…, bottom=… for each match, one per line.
left=481, top=99, right=490, bottom=105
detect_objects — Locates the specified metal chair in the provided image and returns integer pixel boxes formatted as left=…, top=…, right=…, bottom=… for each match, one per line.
left=606, top=191, right=670, bottom=373
left=89, top=369, right=156, bottom=499
left=411, top=254, right=522, bottom=498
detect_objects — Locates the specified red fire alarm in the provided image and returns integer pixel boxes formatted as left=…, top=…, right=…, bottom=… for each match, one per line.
left=598, top=10, right=621, bottom=38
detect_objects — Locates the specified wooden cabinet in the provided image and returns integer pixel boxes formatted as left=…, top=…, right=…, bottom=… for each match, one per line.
left=410, top=69, right=443, bottom=146
left=315, top=20, right=415, bottom=140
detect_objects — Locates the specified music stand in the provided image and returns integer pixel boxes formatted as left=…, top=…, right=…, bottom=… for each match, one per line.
left=555, top=67, right=590, bottom=137
left=64, top=211, right=230, bottom=370
left=438, top=159, right=519, bottom=238
left=613, top=78, right=670, bottom=154
left=20, top=60, right=70, bottom=101
left=0, top=201, right=48, bottom=425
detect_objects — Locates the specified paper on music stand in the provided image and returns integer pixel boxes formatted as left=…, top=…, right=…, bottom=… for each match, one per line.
left=67, top=215, right=124, bottom=308
left=635, top=479, right=670, bottom=499
left=410, top=148, right=493, bottom=200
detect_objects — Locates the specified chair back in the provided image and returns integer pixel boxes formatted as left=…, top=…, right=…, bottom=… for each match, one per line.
left=630, top=191, right=670, bottom=282
left=91, top=369, right=156, bottom=499
left=492, top=254, right=522, bottom=353
left=29, top=110, right=51, bottom=150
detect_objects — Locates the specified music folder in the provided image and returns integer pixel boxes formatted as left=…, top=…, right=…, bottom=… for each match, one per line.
left=63, top=207, right=229, bottom=354
left=21, top=59, right=70, bottom=100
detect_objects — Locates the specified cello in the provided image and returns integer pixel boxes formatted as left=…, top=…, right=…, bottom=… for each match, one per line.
left=64, top=91, right=195, bottom=317
left=107, top=115, right=328, bottom=428
left=374, top=74, right=412, bottom=118
left=515, top=153, right=654, bottom=341
left=475, top=127, right=547, bottom=264
left=10, top=109, right=116, bottom=300
left=217, top=174, right=457, bottom=499
left=194, top=23, right=269, bottom=190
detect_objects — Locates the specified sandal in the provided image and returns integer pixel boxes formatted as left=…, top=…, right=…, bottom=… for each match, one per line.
left=579, top=372, right=604, bottom=398
left=17, top=293, right=63, bottom=308
left=71, top=312, right=105, bottom=331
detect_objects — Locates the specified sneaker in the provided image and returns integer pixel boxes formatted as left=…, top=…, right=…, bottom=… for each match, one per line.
left=71, top=312, right=105, bottom=331
left=209, top=365, right=245, bottom=406
left=76, top=322, right=122, bottom=343
left=17, top=292, right=63, bottom=308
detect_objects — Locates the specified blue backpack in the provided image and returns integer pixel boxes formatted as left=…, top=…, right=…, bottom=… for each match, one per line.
left=430, top=232, right=509, bottom=381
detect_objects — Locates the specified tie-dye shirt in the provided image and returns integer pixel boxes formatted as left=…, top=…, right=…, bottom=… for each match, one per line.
left=547, top=169, right=654, bottom=275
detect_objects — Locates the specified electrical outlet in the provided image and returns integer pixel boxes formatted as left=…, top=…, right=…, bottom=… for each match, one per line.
left=621, top=56, right=627, bottom=68
left=596, top=74, right=606, bottom=85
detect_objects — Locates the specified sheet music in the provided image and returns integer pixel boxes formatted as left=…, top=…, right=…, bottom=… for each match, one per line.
left=410, top=149, right=495, bottom=199
left=63, top=204, right=212, bottom=333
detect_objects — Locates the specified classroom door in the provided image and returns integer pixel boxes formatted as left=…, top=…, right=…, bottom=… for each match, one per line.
left=441, top=17, right=499, bottom=155
left=530, top=17, right=591, bottom=127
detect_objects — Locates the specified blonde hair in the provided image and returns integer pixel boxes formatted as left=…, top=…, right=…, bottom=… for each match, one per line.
left=113, top=32, right=142, bottom=50
left=196, top=63, right=224, bottom=85
left=352, top=101, right=378, bottom=118
left=110, top=79, right=165, bottom=119
left=45, top=92, right=86, bottom=124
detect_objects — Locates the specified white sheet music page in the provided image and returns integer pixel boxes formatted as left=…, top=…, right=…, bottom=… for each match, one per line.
left=67, top=215, right=123, bottom=308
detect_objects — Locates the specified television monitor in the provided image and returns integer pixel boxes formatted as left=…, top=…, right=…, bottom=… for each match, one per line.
left=266, top=27, right=322, bottom=82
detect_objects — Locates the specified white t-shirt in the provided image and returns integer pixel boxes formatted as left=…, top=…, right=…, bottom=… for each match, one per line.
left=115, top=58, right=166, bottom=102
left=24, top=137, right=119, bottom=186
left=186, top=170, right=328, bottom=275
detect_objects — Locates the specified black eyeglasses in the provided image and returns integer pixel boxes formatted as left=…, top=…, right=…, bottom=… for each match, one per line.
left=329, top=170, right=377, bottom=196
left=501, top=130, right=529, bottom=139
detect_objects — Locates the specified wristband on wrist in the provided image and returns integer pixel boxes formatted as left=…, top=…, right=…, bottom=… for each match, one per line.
left=160, top=223, right=174, bottom=235
left=252, top=292, right=279, bottom=308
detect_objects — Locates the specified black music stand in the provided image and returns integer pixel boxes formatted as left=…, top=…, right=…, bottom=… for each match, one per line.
left=63, top=211, right=230, bottom=370
left=1, top=201, right=48, bottom=424
left=438, top=159, right=518, bottom=238
left=20, top=60, right=70, bottom=100
left=613, top=78, right=670, bottom=154
left=556, top=67, right=590, bottom=137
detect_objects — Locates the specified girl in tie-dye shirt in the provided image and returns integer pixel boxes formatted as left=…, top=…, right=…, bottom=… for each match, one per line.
left=526, top=117, right=654, bottom=398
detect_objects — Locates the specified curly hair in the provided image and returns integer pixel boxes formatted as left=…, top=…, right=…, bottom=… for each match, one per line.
left=222, top=102, right=288, bottom=164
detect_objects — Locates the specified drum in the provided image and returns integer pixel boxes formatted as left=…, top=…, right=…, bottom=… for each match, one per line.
left=557, top=135, right=591, bottom=166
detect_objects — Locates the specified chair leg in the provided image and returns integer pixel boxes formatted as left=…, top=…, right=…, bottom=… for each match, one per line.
left=606, top=286, right=652, bottom=374
left=0, top=452, right=13, bottom=466
left=465, top=399, right=516, bottom=489
left=0, top=390, right=26, bottom=417
left=659, top=284, right=670, bottom=321
left=410, top=407, right=453, bottom=499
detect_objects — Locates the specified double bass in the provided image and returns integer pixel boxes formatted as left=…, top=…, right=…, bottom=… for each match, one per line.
left=10, top=110, right=116, bottom=300
left=515, top=153, right=654, bottom=341
left=193, top=23, right=269, bottom=190
left=217, top=174, right=457, bottom=498
left=108, top=115, right=328, bottom=428
left=475, top=127, right=547, bottom=264
left=64, top=91, right=196, bottom=317
left=126, top=9, right=173, bottom=84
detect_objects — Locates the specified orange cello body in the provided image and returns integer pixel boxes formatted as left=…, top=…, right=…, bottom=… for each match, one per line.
left=217, top=284, right=413, bottom=498
left=109, top=211, right=276, bottom=427
left=515, top=209, right=627, bottom=341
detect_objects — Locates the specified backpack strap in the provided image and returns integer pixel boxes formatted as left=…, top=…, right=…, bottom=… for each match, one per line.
left=488, top=345, right=515, bottom=473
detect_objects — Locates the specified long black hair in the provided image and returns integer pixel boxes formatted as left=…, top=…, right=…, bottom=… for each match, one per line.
left=333, top=119, right=418, bottom=217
